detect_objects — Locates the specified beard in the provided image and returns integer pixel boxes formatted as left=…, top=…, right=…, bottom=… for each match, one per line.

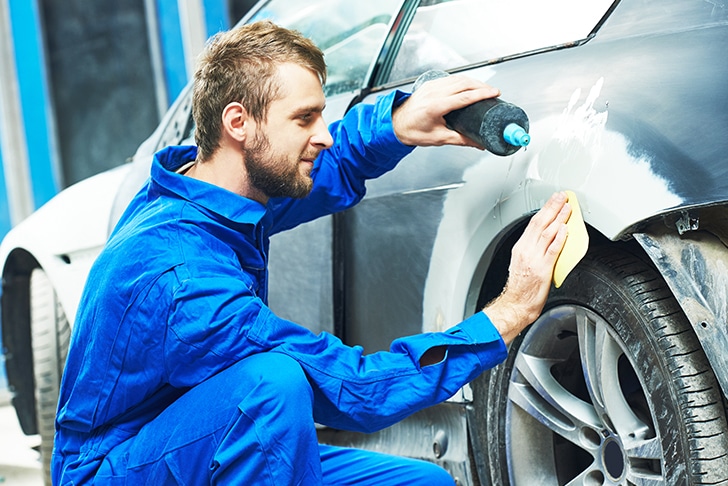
left=243, top=132, right=315, bottom=200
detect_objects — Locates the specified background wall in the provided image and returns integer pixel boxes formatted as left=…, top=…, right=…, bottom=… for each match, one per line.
left=40, top=0, right=159, bottom=186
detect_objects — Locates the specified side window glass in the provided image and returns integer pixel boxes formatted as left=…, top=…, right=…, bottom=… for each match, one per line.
left=388, top=0, right=615, bottom=84
left=321, top=19, right=390, bottom=96
left=250, top=0, right=399, bottom=96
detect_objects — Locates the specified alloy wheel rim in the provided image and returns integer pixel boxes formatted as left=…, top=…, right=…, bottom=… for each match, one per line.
left=504, top=305, right=665, bottom=484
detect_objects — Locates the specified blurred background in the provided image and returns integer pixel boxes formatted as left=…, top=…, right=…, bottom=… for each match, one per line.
left=0, top=0, right=256, bottom=420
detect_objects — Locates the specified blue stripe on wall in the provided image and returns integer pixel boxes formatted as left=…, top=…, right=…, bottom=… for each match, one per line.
left=155, top=0, right=188, bottom=104
left=8, top=0, right=59, bottom=208
left=0, top=143, right=11, bottom=240
left=203, top=0, right=229, bottom=37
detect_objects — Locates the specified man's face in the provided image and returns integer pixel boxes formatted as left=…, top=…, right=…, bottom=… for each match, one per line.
left=245, top=62, right=333, bottom=199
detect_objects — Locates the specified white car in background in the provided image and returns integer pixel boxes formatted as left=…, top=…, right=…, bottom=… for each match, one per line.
left=2, top=0, right=728, bottom=484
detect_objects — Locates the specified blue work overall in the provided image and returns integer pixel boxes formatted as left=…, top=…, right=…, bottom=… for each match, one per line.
left=52, top=92, right=507, bottom=484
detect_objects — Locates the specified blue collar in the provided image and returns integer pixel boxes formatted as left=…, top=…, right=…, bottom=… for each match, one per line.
left=151, top=145, right=271, bottom=228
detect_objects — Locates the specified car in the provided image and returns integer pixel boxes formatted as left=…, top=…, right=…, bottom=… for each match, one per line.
left=2, top=0, right=728, bottom=484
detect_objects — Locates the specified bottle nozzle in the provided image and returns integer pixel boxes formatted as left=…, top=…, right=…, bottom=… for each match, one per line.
left=503, top=123, right=531, bottom=147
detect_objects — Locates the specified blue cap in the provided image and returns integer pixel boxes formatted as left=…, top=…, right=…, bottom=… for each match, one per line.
left=503, top=123, right=531, bottom=147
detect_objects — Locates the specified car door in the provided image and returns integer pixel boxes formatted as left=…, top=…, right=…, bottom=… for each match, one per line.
left=343, top=0, right=615, bottom=352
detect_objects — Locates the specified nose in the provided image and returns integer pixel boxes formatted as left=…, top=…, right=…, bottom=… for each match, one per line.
left=311, top=117, right=334, bottom=149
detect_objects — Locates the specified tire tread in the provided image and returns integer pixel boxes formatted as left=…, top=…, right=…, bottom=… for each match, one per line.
left=30, top=268, right=70, bottom=486
left=600, top=248, right=728, bottom=484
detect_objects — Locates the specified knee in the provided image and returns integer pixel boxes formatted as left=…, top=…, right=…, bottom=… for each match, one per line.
left=258, top=352, right=310, bottom=396
left=240, top=352, right=313, bottom=412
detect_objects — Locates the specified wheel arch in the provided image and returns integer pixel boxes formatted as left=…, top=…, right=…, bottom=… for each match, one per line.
left=468, top=217, right=617, bottom=313
left=469, top=204, right=728, bottom=401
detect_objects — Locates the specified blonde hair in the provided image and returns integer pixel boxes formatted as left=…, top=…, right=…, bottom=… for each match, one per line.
left=192, top=20, right=326, bottom=160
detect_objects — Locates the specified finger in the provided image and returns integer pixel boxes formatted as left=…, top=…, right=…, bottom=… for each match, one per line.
left=439, top=85, right=501, bottom=114
left=547, top=223, right=569, bottom=260
left=416, top=75, right=501, bottom=114
left=541, top=191, right=569, bottom=218
left=519, top=197, right=564, bottom=250
left=539, top=202, right=572, bottom=247
left=527, top=192, right=568, bottom=233
left=531, top=208, right=570, bottom=268
left=435, top=89, right=501, bottom=118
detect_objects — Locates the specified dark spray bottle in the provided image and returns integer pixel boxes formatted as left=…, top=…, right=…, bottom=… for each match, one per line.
left=413, top=70, right=531, bottom=156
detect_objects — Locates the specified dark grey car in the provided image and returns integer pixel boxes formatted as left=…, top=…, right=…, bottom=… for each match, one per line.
left=2, top=0, right=727, bottom=484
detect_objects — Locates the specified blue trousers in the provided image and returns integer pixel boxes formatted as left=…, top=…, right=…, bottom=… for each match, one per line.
left=98, top=352, right=455, bottom=485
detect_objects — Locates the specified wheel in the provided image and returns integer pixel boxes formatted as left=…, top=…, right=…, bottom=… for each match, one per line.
left=472, top=245, right=728, bottom=485
left=30, top=268, right=70, bottom=486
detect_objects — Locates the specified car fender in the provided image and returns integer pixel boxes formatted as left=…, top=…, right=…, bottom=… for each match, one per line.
left=421, top=76, right=685, bottom=335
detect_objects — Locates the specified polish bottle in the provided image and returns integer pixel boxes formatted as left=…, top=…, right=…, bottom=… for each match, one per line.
left=413, top=70, right=531, bottom=156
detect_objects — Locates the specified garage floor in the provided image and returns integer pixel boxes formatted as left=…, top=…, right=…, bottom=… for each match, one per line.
left=0, top=389, right=43, bottom=486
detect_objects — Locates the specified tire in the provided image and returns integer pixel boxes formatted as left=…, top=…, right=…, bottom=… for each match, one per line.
left=30, top=268, right=70, bottom=486
left=472, top=245, right=728, bottom=485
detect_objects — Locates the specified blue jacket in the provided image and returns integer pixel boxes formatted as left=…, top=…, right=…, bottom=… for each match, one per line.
left=53, top=91, right=507, bottom=482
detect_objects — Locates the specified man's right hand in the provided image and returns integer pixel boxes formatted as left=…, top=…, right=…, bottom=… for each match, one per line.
left=392, top=74, right=500, bottom=149
left=483, top=192, right=571, bottom=344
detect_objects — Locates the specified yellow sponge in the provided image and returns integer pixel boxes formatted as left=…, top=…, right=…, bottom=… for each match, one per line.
left=553, top=190, right=589, bottom=288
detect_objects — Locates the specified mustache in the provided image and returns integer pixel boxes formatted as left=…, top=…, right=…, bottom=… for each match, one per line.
left=302, top=150, right=321, bottom=161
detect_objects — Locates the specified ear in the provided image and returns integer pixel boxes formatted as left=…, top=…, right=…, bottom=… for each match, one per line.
left=221, top=102, right=253, bottom=144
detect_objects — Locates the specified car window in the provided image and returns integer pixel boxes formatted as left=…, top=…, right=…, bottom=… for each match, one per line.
left=387, top=0, right=615, bottom=83
left=249, top=0, right=402, bottom=96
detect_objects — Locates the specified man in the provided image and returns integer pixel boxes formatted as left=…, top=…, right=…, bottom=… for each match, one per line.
left=52, top=20, right=570, bottom=485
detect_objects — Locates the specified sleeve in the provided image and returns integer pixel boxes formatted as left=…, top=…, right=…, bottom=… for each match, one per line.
left=275, top=309, right=508, bottom=433
left=164, top=270, right=507, bottom=434
left=267, top=90, right=415, bottom=234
